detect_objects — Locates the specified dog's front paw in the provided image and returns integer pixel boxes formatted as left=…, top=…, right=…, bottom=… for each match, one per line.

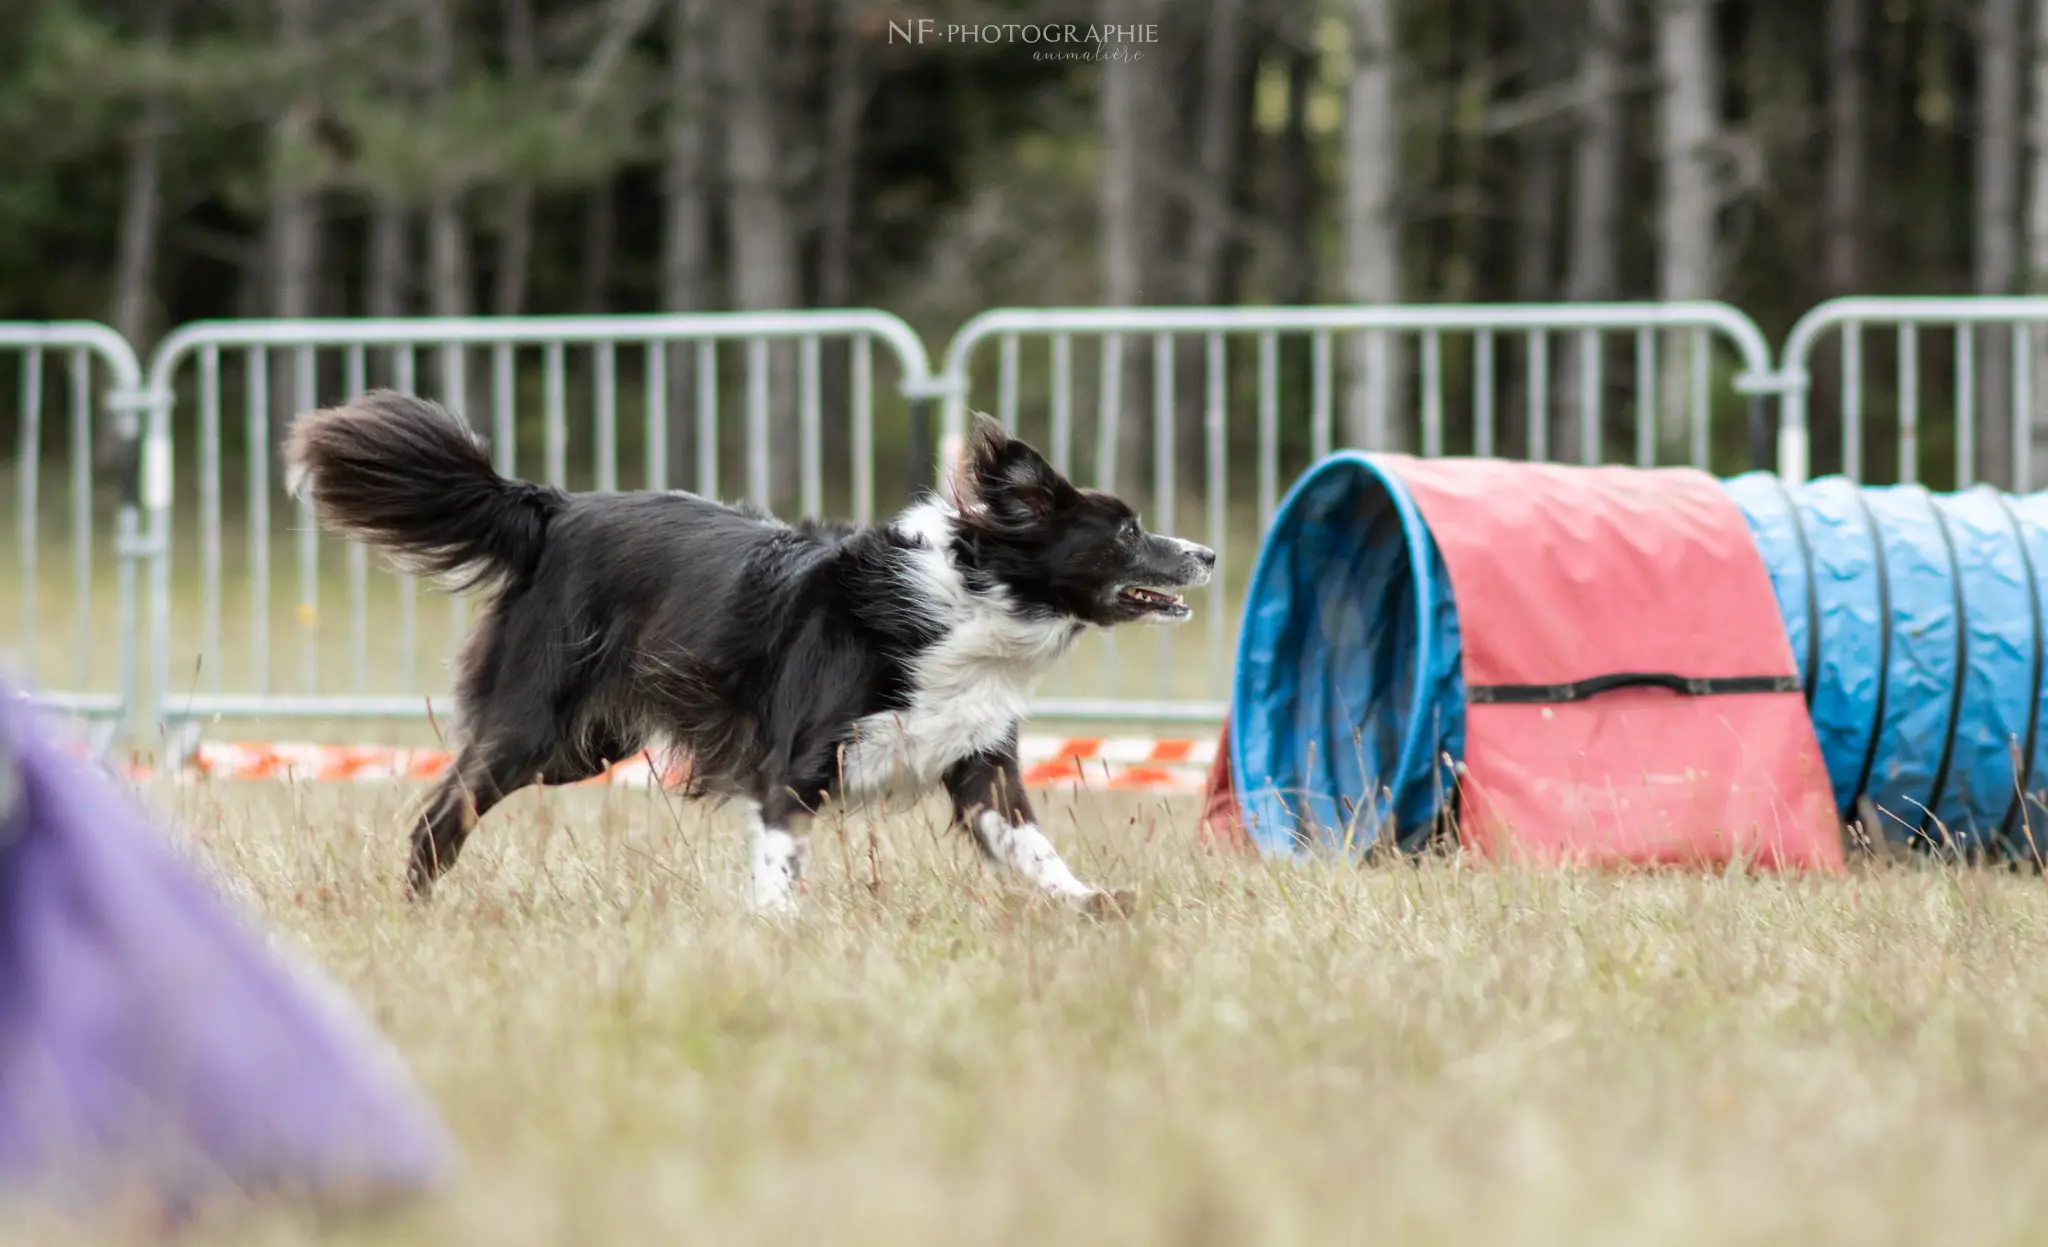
left=1079, top=887, right=1138, bottom=920
left=748, top=878, right=803, bottom=918
left=749, top=825, right=808, bottom=916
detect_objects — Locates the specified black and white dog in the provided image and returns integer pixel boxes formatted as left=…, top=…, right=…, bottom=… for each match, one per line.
left=285, top=392, right=1214, bottom=914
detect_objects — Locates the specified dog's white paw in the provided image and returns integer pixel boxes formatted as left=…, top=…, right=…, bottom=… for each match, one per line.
left=747, top=815, right=808, bottom=916
left=748, top=887, right=801, bottom=918
left=748, top=861, right=804, bottom=916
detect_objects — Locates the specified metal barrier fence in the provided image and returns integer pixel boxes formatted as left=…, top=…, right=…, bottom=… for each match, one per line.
left=1, top=323, right=149, bottom=745
left=1776, top=296, right=2048, bottom=491
left=21, top=296, right=2048, bottom=748
left=938, top=303, right=1778, bottom=723
left=137, top=313, right=940, bottom=748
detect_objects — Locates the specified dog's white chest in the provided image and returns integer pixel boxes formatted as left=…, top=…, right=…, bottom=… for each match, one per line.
left=840, top=675, right=1030, bottom=799
left=837, top=613, right=1074, bottom=801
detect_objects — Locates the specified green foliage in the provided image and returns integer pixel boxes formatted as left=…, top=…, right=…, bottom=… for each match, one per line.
left=0, top=0, right=2010, bottom=331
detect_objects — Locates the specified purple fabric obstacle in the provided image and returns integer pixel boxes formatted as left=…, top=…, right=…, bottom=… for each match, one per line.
left=0, top=687, right=453, bottom=1212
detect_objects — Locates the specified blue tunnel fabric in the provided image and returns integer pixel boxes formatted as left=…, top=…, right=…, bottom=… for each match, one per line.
left=2002, top=493, right=2048, bottom=845
left=1229, top=454, right=1463, bottom=856
left=1858, top=487, right=1964, bottom=841
left=1231, top=457, right=2048, bottom=858
left=1724, top=474, right=2048, bottom=850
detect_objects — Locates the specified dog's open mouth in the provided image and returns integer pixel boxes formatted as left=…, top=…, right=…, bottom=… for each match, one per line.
left=1116, top=586, right=1191, bottom=619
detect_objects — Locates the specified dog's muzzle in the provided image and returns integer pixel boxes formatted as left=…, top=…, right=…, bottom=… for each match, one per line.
left=1115, top=539, right=1217, bottom=622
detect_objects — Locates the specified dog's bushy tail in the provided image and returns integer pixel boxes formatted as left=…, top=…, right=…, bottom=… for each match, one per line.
left=284, top=390, right=564, bottom=591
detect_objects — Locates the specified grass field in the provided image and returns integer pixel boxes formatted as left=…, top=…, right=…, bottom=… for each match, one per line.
left=14, top=777, right=2048, bottom=1246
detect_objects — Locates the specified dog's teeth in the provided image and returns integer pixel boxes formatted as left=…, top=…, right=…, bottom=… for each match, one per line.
left=1121, top=586, right=1185, bottom=610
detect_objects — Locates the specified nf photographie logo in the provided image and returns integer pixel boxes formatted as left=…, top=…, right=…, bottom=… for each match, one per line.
left=886, top=19, right=1159, bottom=61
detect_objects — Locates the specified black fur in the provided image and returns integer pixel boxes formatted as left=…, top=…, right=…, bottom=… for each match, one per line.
left=284, top=391, right=562, bottom=592
left=284, top=391, right=1214, bottom=898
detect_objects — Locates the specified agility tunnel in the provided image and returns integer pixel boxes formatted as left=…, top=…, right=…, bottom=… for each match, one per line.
left=1211, top=453, right=2048, bottom=870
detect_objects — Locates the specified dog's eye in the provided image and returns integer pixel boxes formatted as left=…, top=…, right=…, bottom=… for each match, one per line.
left=1121, top=519, right=1140, bottom=541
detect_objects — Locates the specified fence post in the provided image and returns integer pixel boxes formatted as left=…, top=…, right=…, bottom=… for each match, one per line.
left=1735, top=361, right=1807, bottom=484
left=908, top=396, right=933, bottom=495
left=0, top=322, right=154, bottom=752
left=103, top=378, right=175, bottom=744
left=915, top=365, right=966, bottom=498
left=102, top=384, right=147, bottom=742
left=141, top=384, right=174, bottom=745
left=1777, top=371, right=1811, bottom=484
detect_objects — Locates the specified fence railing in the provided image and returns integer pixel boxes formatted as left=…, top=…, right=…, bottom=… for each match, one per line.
left=1, top=322, right=149, bottom=746
left=937, top=302, right=1779, bottom=722
left=11, top=296, right=2048, bottom=751
left=136, top=313, right=939, bottom=748
left=1775, top=296, right=2048, bottom=491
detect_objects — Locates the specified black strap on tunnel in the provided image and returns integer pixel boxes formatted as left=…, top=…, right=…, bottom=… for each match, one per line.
left=1467, top=672, right=1801, bottom=705
left=1847, top=489, right=1895, bottom=808
left=1996, top=494, right=2045, bottom=846
left=1766, top=474, right=1822, bottom=709
left=1916, top=502, right=1971, bottom=839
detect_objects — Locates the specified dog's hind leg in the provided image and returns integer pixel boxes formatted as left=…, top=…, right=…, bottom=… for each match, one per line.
left=406, top=743, right=546, bottom=899
left=403, top=749, right=524, bottom=892
left=406, top=720, right=647, bottom=898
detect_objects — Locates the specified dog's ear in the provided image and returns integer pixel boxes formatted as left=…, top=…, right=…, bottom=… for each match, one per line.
left=956, top=412, right=1061, bottom=527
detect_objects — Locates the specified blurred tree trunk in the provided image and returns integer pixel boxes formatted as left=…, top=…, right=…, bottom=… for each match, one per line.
left=491, top=188, right=532, bottom=315
left=580, top=180, right=616, bottom=312
left=267, top=0, right=319, bottom=327
left=663, top=0, right=713, bottom=491
left=1515, top=7, right=1571, bottom=460
left=1099, top=0, right=1159, bottom=495
left=1513, top=132, right=1561, bottom=304
left=1271, top=7, right=1317, bottom=469
left=1566, top=0, right=1625, bottom=304
left=2026, top=0, right=2048, bottom=488
left=1342, top=0, right=1401, bottom=450
left=1522, top=127, right=1566, bottom=462
left=368, top=200, right=410, bottom=319
left=1276, top=20, right=1317, bottom=306
left=1811, top=0, right=1866, bottom=475
left=818, top=1, right=868, bottom=496
left=1421, top=0, right=1474, bottom=304
left=1185, top=0, right=1245, bottom=307
left=267, top=0, right=319, bottom=432
left=368, top=194, right=410, bottom=391
left=1560, top=0, right=1628, bottom=462
left=493, top=0, right=536, bottom=317
left=1977, top=0, right=2021, bottom=484
left=721, top=0, right=801, bottom=509
left=420, top=0, right=471, bottom=434
left=110, top=1, right=172, bottom=352
left=1179, top=0, right=1247, bottom=489
left=100, top=0, right=174, bottom=474
left=1655, top=0, right=1715, bottom=302
left=1655, top=0, right=1716, bottom=440
left=424, top=0, right=470, bottom=323
left=819, top=4, right=863, bottom=311
left=1824, top=0, right=1866, bottom=293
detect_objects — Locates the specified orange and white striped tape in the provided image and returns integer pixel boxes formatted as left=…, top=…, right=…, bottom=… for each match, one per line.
left=144, top=736, right=1217, bottom=793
